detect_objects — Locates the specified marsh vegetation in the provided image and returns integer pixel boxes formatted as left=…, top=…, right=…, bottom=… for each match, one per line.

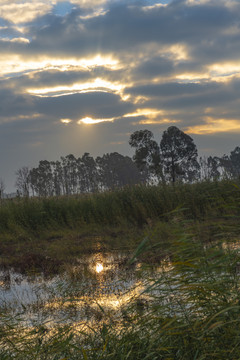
left=0, top=180, right=240, bottom=359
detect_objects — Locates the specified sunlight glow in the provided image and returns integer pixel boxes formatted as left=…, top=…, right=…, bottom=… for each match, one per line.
left=96, top=263, right=104, bottom=273
left=124, top=108, right=167, bottom=118
left=60, top=118, right=72, bottom=124
left=27, top=78, right=124, bottom=97
left=76, top=54, right=119, bottom=69
left=168, top=44, right=189, bottom=61
left=186, top=117, right=240, bottom=134
left=208, top=62, right=240, bottom=76
left=137, top=118, right=179, bottom=125
left=124, top=108, right=179, bottom=125
left=0, top=55, right=119, bottom=78
left=176, top=62, right=240, bottom=83
left=176, top=73, right=208, bottom=81
left=78, top=116, right=115, bottom=124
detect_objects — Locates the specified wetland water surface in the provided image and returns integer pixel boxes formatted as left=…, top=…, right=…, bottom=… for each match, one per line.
left=0, top=250, right=161, bottom=328
left=2, top=240, right=237, bottom=330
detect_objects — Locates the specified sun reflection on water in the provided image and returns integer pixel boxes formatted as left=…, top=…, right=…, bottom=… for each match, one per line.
left=95, top=263, right=104, bottom=273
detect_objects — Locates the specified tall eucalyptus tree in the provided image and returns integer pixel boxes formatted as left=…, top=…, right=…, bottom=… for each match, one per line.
left=160, top=126, right=200, bottom=183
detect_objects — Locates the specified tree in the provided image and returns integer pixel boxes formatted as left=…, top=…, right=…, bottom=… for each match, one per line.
left=199, top=156, right=220, bottom=181
left=96, top=152, right=144, bottom=190
left=15, top=166, right=31, bottom=197
left=160, top=126, right=200, bottom=183
left=78, top=153, right=98, bottom=193
left=129, top=129, right=164, bottom=182
left=0, top=177, right=5, bottom=199
left=229, top=146, right=240, bottom=178
left=52, top=160, right=64, bottom=196
left=29, top=160, right=53, bottom=197
left=60, top=154, right=78, bottom=195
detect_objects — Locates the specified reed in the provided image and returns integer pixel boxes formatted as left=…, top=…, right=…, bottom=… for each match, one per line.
left=0, top=180, right=239, bottom=233
left=0, top=180, right=240, bottom=358
left=0, top=220, right=239, bottom=359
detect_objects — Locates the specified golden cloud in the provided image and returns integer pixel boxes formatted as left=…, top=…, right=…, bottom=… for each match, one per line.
left=78, top=116, right=115, bottom=124
left=136, top=118, right=179, bottom=125
left=0, top=1, right=52, bottom=24
left=186, top=117, right=240, bottom=134
left=60, top=118, right=72, bottom=124
left=0, top=55, right=120, bottom=78
left=124, top=108, right=167, bottom=118
left=28, top=77, right=124, bottom=97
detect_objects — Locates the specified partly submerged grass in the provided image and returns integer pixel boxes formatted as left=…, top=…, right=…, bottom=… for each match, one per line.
left=0, top=220, right=239, bottom=359
left=1, top=178, right=240, bottom=358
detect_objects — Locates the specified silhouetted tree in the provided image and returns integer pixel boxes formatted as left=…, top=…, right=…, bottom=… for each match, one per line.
left=15, top=166, right=31, bottom=197
left=0, top=177, right=5, bottom=199
left=52, top=160, right=64, bottom=196
left=96, top=152, right=144, bottom=189
left=30, top=160, right=53, bottom=196
left=229, top=147, right=240, bottom=177
left=160, top=126, right=199, bottom=183
left=129, top=129, right=163, bottom=182
left=79, top=153, right=98, bottom=193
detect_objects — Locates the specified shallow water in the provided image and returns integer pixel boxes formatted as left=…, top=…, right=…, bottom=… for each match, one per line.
left=0, top=250, right=162, bottom=327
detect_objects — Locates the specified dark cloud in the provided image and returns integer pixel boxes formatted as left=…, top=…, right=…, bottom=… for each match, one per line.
left=35, top=91, right=134, bottom=119
left=125, top=81, right=218, bottom=97
left=24, top=69, right=91, bottom=87
left=0, top=88, right=34, bottom=118
left=0, top=84, right=134, bottom=121
left=132, top=56, right=174, bottom=79
left=1, top=0, right=240, bottom=192
left=17, top=1, right=237, bottom=57
left=125, top=78, right=240, bottom=115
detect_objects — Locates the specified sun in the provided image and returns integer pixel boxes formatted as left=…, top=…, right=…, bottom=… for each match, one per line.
left=96, top=263, right=104, bottom=273
left=78, top=116, right=115, bottom=124
left=79, top=117, right=104, bottom=124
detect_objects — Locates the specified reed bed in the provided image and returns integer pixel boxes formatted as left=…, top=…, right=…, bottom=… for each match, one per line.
left=0, top=219, right=239, bottom=359
left=0, top=180, right=239, bottom=233
left=0, top=180, right=240, bottom=358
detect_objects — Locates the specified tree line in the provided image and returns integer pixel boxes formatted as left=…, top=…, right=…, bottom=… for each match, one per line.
left=15, top=152, right=145, bottom=197
left=129, top=126, right=240, bottom=183
left=13, top=126, right=240, bottom=197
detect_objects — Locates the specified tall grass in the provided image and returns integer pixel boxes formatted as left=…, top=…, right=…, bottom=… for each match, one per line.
left=0, top=218, right=239, bottom=359
left=0, top=180, right=240, bottom=234
left=1, top=180, right=240, bottom=359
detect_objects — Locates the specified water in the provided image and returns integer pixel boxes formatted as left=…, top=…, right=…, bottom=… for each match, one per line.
left=2, top=240, right=236, bottom=329
left=0, top=250, right=160, bottom=328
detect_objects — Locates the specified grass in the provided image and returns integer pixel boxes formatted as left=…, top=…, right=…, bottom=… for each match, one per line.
left=0, top=220, right=239, bottom=359
left=0, top=180, right=240, bottom=358
left=0, top=180, right=240, bottom=271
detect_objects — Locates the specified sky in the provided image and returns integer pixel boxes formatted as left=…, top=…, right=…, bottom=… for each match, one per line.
left=1, top=0, right=240, bottom=192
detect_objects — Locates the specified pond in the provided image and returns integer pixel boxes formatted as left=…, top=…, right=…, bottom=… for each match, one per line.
left=2, top=239, right=238, bottom=332
left=0, top=249, right=166, bottom=329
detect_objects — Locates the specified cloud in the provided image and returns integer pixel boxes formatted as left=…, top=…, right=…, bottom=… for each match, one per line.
left=0, top=87, right=34, bottom=120
left=0, top=1, right=52, bottom=24
left=186, top=117, right=240, bottom=134
left=1, top=0, right=240, bottom=191
left=34, top=91, right=134, bottom=119
left=132, top=56, right=175, bottom=79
